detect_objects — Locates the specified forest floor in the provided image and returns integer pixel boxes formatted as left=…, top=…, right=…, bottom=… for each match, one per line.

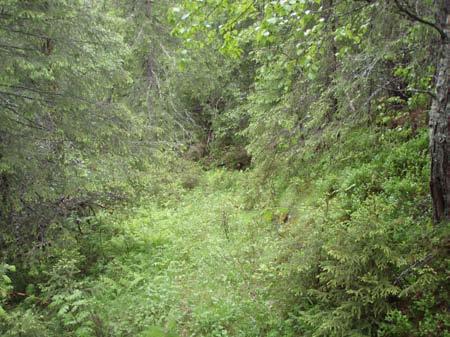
left=88, top=170, right=282, bottom=337
left=4, top=130, right=443, bottom=337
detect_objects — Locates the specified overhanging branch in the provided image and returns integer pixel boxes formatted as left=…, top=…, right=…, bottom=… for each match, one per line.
left=393, top=0, right=446, bottom=40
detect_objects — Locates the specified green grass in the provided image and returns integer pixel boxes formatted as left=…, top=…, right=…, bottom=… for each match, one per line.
left=2, top=128, right=448, bottom=337
left=65, top=170, right=283, bottom=337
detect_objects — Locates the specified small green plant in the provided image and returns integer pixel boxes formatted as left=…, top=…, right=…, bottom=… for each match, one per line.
left=0, top=263, right=14, bottom=318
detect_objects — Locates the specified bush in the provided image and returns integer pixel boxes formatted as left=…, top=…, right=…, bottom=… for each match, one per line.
left=270, top=129, right=449, bottom=337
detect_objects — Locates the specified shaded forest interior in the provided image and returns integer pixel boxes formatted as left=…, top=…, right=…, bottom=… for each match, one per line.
left=0, top=1, right=449, bottom=337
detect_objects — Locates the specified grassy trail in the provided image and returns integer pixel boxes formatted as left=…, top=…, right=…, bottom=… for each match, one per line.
left=89, top=171, right=282, bottom=337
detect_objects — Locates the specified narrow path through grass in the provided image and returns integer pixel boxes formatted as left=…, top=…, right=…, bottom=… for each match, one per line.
left=88, top=171, right=282, bottom=337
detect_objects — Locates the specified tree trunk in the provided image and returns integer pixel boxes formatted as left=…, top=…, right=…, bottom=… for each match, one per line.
left=145, top=0, right=152, bottom=18
left=324, top=0, right=338, bottom=121
left=429, top=0, right=450, bottom=223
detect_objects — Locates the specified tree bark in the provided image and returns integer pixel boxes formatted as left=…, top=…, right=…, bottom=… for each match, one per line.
left=145, top=0, right=152, bottom=18
left=324, top=0, right=338, bottom=121
left=429, top=0, right=450, bottom=223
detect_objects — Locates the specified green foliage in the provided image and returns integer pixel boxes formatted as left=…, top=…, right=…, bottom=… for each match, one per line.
left=140, top=326, right=179, bottom=337
left=0, top=264, right=14, bottom=318
left=1, top=1, right=448, bottom=337
left=0, top=0, right=144, bottom=264
left=267, top=129, right=448, bottom=337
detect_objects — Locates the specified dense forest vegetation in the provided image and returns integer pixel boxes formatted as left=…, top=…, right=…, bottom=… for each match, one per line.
left=0, top=0, right=449, bottom=336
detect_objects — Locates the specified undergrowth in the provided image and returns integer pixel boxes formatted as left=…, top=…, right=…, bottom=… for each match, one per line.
left=259, top=127, right=449, bottom=337
left=1, top=128, right=448, bottom=337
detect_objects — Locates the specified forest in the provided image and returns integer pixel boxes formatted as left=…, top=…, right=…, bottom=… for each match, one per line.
left=0, top=0, right=449, bottom=336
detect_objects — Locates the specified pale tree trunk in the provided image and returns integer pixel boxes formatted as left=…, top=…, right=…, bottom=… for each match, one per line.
left=324, top=0, right=338, bottom=120
left=145, top=0, right=152, bottom=18
left=393, top=0, right=450, bottom=222
left=429, top=0, right=450, bottom=223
